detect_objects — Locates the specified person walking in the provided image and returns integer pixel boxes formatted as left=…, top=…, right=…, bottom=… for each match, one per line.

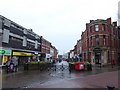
left=13, top=57, right=18, bottom=72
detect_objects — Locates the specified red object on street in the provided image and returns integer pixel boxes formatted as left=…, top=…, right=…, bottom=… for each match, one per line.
left=75, top=62, right=84, bottom=70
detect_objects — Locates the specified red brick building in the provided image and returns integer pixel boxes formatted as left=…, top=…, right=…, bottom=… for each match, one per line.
left=76, top=39, right=82, bottom=61
left=40, top=37, right=58, bottom=61
left=41, top=37, right=51, bottom=54
left=40, top=36, right=51, bottom=60
left=117, top=26, right=120, bottom=64
left=81, top=18, right=119, bottom=65
left=53, top=46, right=58, bottom=61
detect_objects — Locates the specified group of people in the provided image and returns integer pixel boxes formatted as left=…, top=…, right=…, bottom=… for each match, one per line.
left=5, top=56, right=18, bottom=73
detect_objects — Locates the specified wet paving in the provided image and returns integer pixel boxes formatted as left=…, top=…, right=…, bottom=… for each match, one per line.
left=2, top=61, right=120, bottom=88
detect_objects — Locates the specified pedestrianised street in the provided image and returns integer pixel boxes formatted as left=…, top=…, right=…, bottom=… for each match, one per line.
left=2, top=61, right=120, bottom=89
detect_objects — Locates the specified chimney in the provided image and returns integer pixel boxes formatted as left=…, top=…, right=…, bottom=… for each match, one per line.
left=86, top=23, right=89, bottom=30
left=112, top=22, right=117, bottom=26
left=107, top=18, right=111, bottom=24
left=90, top=20, right=94, bottom=23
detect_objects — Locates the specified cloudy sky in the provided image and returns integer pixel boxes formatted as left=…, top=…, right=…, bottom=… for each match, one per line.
left=0, top=0, right=119, bottom=54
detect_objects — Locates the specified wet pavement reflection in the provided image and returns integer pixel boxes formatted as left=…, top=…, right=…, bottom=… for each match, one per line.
left=2, top=61, right=119, bottom=88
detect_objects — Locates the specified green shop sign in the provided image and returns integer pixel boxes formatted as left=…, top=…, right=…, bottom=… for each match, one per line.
left=0, top=49, right=12, bottom=55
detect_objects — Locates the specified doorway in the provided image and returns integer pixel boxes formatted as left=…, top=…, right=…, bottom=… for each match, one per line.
left=95, top=52, right=101, bottom=64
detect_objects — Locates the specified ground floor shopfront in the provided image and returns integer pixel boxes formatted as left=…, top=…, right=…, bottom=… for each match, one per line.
left=0, top=48, right=41, bottom=67
left=82, top=47, right=119, bottom=66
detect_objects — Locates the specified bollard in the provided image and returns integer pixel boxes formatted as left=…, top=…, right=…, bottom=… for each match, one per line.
left=61, top=64, right=64, bottom=71
left=69, top=67, right=71, bottom=74
left=54, top=64, right=56, bottom=71
left=69, top=63, right=71, bottom=74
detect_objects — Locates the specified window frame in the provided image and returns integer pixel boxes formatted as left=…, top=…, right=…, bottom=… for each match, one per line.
left=95, top=35, right=99, bottom=45
left=95, top=24, right=99, bottom=32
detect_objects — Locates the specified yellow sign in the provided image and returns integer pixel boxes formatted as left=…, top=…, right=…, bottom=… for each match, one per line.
left=13, top=52, right=34, bottom=56
left=4, top=56, right=8, bottom=63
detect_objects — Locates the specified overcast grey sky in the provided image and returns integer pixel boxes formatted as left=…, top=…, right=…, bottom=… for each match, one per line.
left=0, top=0, right=119, bottom=54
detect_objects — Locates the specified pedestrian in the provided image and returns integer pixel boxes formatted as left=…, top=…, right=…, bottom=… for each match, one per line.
left=69, top=63, right=72, bottom=74
left=5, top=60, right=10, bottom=73
left=13, top=57, right=18, bottom=72
left=9, top=60, right=14, bottom=72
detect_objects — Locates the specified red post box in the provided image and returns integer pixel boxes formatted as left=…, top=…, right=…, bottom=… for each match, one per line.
left=75, top=62, right=84, bottom=70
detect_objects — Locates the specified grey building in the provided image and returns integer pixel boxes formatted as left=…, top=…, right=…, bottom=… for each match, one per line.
left=0, top=15, right=41, bottom=66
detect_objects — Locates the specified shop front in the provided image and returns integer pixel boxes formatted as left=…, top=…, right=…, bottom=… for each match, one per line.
left=0, top=49, right=12, bottom=66
left=12, top=51, right=41, bottom=65
left=12, top=51, right=34, bottom=65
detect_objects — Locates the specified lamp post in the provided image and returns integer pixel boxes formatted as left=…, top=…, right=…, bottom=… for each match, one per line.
left=110, top=34, right=113, bottom=68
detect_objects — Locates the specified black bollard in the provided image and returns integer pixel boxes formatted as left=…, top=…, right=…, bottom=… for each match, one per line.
left=69, top=67, right=71, bottom=74
left=69, top=63, right=72, bottom=74
left=62, top=64, right=63, bottom=71
left=54, top=64, right=56, bottom=71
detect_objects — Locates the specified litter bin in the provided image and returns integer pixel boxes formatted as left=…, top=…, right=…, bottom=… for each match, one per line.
left=24, top=63, right=28, bottom=70
left=84, top=62, right=92, bottom=71
left=87, top=63, right=92, bottom=71
left=75, top=62, right=84, bottom=70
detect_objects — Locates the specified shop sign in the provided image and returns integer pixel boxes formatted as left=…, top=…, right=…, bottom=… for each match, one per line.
left=0, top=49, right=12, bottom=55
left=13, top=52, right=34, bottom=56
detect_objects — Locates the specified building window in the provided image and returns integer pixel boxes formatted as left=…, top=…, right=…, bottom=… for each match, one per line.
left=11, top=37, right=22, bottom=42
left=102, top=24, right=105, bottom=31
left=90, top=26, right=92, bottom=33
left=103, top=35, right=106, bottom=45
left=90, top=37, right=92, bottom=46
left=95, top=35, right=99, bottom=45
left=95, top=25, right=99, bottom=31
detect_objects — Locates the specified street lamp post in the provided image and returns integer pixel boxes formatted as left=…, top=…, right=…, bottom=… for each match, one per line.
left=110, top=34, right=113, bottom=68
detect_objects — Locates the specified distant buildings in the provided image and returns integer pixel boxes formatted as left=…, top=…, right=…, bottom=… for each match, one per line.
left=69, top=18, right=120, bottom=66
left=0, top=15, right=57, bottom=66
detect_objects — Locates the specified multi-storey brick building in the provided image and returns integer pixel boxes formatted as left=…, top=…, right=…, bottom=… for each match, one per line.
left=40, top=37, right=51, bottom=61
left=117, top=26, right=120, bottom=65
left=76, top=39, right=82, bottom=61
left=52, top=46, right=58, bottom=61
left=81, top=18, right=119, bottom=65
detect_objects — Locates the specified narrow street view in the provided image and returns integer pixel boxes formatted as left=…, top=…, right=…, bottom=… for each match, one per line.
left=0, top=0, right=120, bottom=90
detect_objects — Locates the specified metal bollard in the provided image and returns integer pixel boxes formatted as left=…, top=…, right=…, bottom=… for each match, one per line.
left=54, top=65, right=56, bottom=71
left=61, top=64, right=64, bottom=71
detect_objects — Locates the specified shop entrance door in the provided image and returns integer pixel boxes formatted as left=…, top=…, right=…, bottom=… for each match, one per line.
left=95, top=52, right=101, bottom=64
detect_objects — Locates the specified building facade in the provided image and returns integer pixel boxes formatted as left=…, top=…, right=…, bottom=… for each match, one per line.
left=76, top=39, right=82, bottom=61
left=0, top=15, right=42, bottom=66
left=50, top=45, right=58, bottom=62
left=117, top=26, right=120, bottom=65
left=52, top=46, right=58, bottom=61
left=81, top=18, right=119, bottom=65
left=0, top=15, right=57, bottom=66
left=40, top=37, right=51, bottom=61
